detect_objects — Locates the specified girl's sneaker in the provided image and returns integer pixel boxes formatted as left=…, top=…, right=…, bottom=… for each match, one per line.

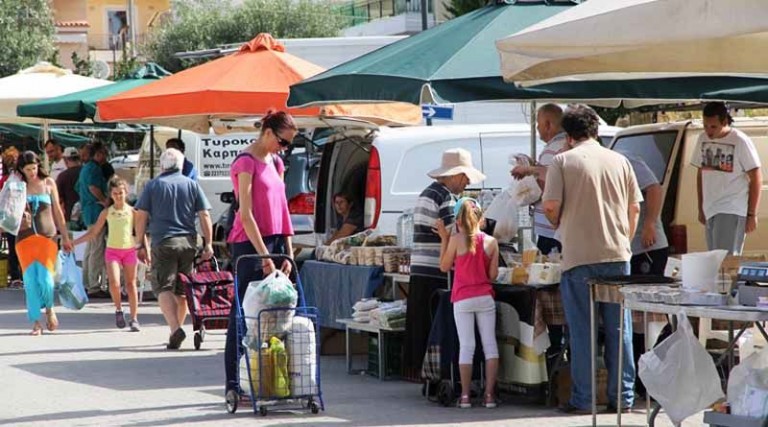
left=129, top=319, right=140, bottom=332
left=115, top=311, right=126, bottom=329
left=484, top=394, right=497, bottom=409
left=457, top=395, right=471, bottom=409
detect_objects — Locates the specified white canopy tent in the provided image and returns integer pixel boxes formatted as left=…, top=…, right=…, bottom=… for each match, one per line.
left=496, top=0, right=768, bottom=86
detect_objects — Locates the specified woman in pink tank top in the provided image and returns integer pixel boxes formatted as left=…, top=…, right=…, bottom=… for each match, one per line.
left=436, top=197, right=500, bottom=408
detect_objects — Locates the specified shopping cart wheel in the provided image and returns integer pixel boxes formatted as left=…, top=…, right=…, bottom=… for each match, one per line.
left=194, top=332, right=202, bottom=350
left=310, top=401, right=320, bottom=414
left=225, top=390, right=239, bottom=414
left=259, top=406, right=268, bottom=417
left=437, top=380, right=455, bottom=407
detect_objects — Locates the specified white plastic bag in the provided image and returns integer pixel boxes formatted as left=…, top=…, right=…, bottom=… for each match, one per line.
left=57, top=252, right=88, bottom=310
left=242, top=270, right=297, bottom=345
left=0, top=173, right=26, bottom=235
left=638, top=312, right=725, bottom=424
left=727, top=348, right=768, bottom=417
left=515, top=176, right=542, bottom=206
left=484, top=185, right=519, bottom=243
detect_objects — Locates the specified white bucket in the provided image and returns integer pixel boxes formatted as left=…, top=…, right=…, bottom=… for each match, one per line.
left=681, top=250, right=728, bottom=292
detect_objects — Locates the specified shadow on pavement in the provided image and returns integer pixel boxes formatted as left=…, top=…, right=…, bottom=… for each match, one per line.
left=13, top=353, right=222, bottom=391
left=0, top=403, right=221, bottom=426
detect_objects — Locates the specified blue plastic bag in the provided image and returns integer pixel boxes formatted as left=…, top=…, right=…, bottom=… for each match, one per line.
left=58, top=252, right=88, bottom=310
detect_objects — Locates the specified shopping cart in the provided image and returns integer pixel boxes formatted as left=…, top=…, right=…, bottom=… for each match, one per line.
left=225, top=254, right=324, bottom=416
left=179, top=257, right=234, bottom=350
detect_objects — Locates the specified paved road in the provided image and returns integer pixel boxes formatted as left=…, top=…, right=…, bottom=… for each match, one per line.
left=0, top=289, right=703, bottom=426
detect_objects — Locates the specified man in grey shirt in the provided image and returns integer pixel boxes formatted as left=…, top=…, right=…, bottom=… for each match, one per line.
left=135, top=148, right=214, bottom=350
left=626, top=155, right=669, bottom=274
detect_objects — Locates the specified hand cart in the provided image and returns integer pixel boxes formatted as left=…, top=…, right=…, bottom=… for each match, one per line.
left=225, top=254, right=324, bottom=417
left=179, top=257, right=235, bottom=350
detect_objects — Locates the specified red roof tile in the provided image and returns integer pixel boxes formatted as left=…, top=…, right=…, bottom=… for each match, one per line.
left=56, top=20, right=90, bottom=28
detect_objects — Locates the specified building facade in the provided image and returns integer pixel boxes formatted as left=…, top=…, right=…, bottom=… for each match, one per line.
left=52, top=0, right=170, bottom=75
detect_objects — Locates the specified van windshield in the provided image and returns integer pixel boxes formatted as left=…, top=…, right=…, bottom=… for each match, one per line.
left=611, top=131, right=677, bottom=184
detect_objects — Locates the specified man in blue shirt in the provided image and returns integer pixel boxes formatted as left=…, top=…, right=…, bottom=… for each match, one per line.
left=135, top=148, right=212, bottom=350
left=165, top=138, right=198, bottom=181
left=77, top=142, right=109, bottom=296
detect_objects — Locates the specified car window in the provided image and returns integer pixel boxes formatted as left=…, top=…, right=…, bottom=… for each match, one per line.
left=611, top=131, right=677, bottom=184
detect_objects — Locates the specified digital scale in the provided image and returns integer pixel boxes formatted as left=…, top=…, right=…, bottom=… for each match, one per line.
left=736, top=262, right=768, bottom=306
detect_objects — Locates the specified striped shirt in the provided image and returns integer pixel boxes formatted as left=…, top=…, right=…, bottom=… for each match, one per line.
left=533, top=132, right=568, bottom=239
left=411, top=182, right=456, bottom=279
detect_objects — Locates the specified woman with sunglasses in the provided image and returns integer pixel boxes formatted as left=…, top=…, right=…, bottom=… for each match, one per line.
left=224, top=110, right=297, bottom=395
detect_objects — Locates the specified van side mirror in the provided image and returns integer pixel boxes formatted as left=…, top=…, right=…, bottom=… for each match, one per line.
left=220, top=192, right=235, bottom=204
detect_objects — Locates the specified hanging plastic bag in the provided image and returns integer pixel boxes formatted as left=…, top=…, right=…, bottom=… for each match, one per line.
left=58, top=252, right=88, bottom=310
left=0, top=173, right=27, bottom=235
left=242, top=270, right=298, bottom=345
left=727, top=348, right=768, bottom=417
left=638, top=312, right=724, bottom=424
left=516, top=176, right=542, bottom=206
left=484, top=185, right=519, bottom=243
left=53, top=251, right=65, bottom=286
left=255, top=270, right=297, bottom=306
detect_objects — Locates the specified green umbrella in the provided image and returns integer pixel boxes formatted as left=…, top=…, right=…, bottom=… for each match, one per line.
left=17, top=63, right=171, bottom=122
left=0, top=123, right=90, bottom=146
left=288, top=2, right=574, bottom=107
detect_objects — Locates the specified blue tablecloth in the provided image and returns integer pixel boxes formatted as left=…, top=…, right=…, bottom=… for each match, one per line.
left=300, top=260, right=384, bottom=329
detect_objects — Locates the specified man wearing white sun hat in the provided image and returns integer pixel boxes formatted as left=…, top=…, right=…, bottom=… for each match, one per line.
left=404, top=148, right=486, bottom=374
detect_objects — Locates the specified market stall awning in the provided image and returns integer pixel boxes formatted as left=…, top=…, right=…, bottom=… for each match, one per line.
left=0, top=123, right=90, bottom=146
left=96, top=34, right=422, bottom=133
left=16, top=63, right=171, bottom=122
left=496, top=0, right=768, bottom=86
left=0, top=62, right=110, bottom=122
left=287, top=1, right=574, bottom=107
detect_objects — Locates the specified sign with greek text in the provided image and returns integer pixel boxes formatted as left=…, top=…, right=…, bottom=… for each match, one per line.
left=198, top=134, right=257, bottom=178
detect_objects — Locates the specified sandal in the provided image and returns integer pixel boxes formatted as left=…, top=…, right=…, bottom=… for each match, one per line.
left=457, top=395, right=471, bottom=409
left=30, top=322, right=43, bottom=336
left=484, top=394, right=497, bottom=409
left=45, top=310, right=59, bottom=332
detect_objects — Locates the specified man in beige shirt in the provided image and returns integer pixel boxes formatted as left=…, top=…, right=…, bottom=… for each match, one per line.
left=543, top=104, right=642, bottom=414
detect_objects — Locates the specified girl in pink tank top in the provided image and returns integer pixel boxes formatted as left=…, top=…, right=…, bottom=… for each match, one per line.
left=436, top=197, right=500, bottom=408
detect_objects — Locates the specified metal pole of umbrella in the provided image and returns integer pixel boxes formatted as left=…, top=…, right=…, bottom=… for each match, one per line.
left=420, top=0, right=428, bottom=31
left=529, top=101, right=537, bottom=160
left=150, top=125, right=155, bottom=179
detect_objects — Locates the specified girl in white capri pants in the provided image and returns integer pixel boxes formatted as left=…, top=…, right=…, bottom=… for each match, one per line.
left=436, top=197, right=500, bottom=408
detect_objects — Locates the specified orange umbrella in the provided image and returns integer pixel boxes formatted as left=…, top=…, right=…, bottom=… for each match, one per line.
left=96, top=34, right=421, bottom=133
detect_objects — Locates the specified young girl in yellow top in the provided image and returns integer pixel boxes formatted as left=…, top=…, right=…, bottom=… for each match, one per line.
left=74, top=177, right=147, bottom=331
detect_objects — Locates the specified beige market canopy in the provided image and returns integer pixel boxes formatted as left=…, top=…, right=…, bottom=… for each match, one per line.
left=0, top=62, right=110, bottom=122
left=496, top=0, right=768, bottom=86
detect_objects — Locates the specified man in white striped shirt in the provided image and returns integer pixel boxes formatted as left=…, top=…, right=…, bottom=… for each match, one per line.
left=512, top=103, right=568, bottom=255
left=404, top=148, right=485, bottom=373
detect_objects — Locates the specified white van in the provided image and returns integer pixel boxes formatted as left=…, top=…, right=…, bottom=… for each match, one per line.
left=312, top=123, right=620, bottom=243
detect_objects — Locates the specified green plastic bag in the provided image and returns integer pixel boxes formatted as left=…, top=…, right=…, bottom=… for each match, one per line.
left=270, top=336, right=290, bottom=398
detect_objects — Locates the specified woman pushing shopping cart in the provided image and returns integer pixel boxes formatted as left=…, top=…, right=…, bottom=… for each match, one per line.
left=225, top=254, right=324, bottom=416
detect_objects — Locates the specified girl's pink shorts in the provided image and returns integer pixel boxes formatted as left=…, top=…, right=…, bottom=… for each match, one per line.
left=105, top=247, right=137, bottom=266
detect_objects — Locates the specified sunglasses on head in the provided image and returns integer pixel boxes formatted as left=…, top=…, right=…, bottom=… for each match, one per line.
left=271, top=127, right=291, bottom=148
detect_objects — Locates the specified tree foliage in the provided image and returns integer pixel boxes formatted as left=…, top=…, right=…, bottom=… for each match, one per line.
left=0, top=0, right=56, bottom=77
left=140, top=0, right=347, bottom=72
left=445, top=0, right=487, bottom=18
